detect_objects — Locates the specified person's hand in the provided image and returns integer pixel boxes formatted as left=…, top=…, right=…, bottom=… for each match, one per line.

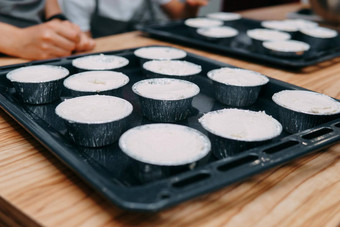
left=12, top=20, right=94, bottom=60
left=185, top=0, right=209, bottom=7
left=75, top=31, right=96, bottom=52
left=162, top=0, right=209, bottom=19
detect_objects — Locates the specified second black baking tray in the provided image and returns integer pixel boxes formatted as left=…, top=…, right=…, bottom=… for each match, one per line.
left=0, top=46, right=339, bottom=212
left=140, top=18, right=340, bottom=69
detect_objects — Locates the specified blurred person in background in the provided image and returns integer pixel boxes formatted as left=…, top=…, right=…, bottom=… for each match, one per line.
left=59, top=0, right=209, bottom=38
left=0, top=0, right=95, bottom=60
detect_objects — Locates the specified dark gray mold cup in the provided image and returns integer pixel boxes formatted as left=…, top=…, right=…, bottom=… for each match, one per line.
left=6, top=65, right=69, bottom=105
left=196, top=26, right=238, bottom=45
left=128, top=152, right=211, bottom=183
left=272, top=90, right=340, bottom=133
left=199, top=109, right=282, bottom=159
left=142, top=60, right=202, bottom=81
left=132, top=78, right=200, bottom=122
left=299, top=33, right=337, bottom=51
left=274, top=103, right=340, bottom=133
left=212, top=81, right=264, bottom=107
left=184, top=17, right=224, bottom=37
left=264, top=47, right=308, bottom=58
left=262, top=40, right=311, bottom=58
left=261, top=21, right=299, bottom=38
left=11, top=80, right=64, bottom=104
left=56, top=95, right=133, bottom=147
left=65, top=87, right=123, bottom=97
left=206, top=12, right=242, bottom=27
left=63, top=71, right=129, bottom=98
left=72, top=54, right=129, bottom=72
left=133, top=47, right=187, bottom=66
left=246, top=29, right=291, bottom=53
left=207, top=68, right=269, bottom=107
left=137, top=96, right=194, bottom=122
left=298, top=27, right=338, bottom=51
left=207, top=132, right=264, bottom=158
left=118, top=124, right=211, bottom=183
left=63, top=117, right=129, bottom=147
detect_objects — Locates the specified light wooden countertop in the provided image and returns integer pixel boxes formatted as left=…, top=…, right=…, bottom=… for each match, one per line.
left=1, top=3, right=340, bottom=227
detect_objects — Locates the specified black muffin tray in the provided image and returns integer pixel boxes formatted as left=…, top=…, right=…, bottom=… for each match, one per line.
left=0, top=46, right=339, bottom=212
left=140, top=18, right=340, bottom=69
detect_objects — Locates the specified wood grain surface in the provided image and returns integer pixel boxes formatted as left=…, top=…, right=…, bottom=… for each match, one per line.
left=1, top=3, right=340, bottom=227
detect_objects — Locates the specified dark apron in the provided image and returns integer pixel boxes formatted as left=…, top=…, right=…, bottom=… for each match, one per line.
left=0, top=14, right=38, bottom=28
left=90, top=0, right=155, bottom=38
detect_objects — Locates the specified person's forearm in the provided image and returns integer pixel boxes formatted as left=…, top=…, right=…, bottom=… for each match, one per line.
left=0, top=23, right=21, bottom=57
left=45, top=0, right=63, bottom=19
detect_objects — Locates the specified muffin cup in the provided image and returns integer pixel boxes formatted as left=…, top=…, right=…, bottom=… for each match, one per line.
left=262, top=40, right=310, bottom=58
left=261, top=21, right=299, bottom=38
left=72, top=54, right=129, bottom=72
left=7, top=65, right=69, bottom=105
left=65, top=87, right=123, bottom=98
left=263, top=47, right=309, bottom=58
left=128, top=152, right=210, bottom=183
left=247, top=29, right=291, bottom=53
left=207, top=132, right=265, bottom=158
left=272, top=90, right=340, bottom=133
left=197, top=34, right=235, bottom=45
left=137, top=55, right=184, bottom=67
left=119, top=124, right=211, bottom=183
left=199, top=109, right=282, bottom=159
left=196, top=26, right=238, bottom=45
left=207, top=68, right=269, bottom=107
left=63, top=117, right=129, bottom=147
left=73, top=65, right=129, bottom=73
left=56, top=95, right=133, bottom=147
left=275, top=104, right=339, bottom=133
left=142, top=60, right=202, bottom=81
left=134, top=47, right=187, bottom=66
left=298, top=27, right=338, bottom=51
left=184, top=18, right=224, bottom=37
left=206, top=12, right=242, bottom=27
left=133, top=78, right=200, bottom=122
left=212, top=81, right=263, bottom=107
left=63, top=71, right=129, bottom=98
left=142, top=68, right=196, bottom=81
left=137, top=96, right=194, bottom=122
left=12, top=79, right=64, bottom=104
left=298, top=32, right=337, bottom=51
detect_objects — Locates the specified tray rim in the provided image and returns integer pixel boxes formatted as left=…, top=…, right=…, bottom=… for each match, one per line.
left=0, top=46, right=339, bottom=212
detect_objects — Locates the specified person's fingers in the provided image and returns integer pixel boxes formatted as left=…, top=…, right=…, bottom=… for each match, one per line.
left=75, top=32, right=96, bottom=51
left=39, top=42, right=72, bottom=58
left=186, top=0, right=208, bottom=6
left=47, top=20, right=81, bottom=43
left=67, top=22, right=82, bottom=42
left=41, top=31, right=77, bottom=52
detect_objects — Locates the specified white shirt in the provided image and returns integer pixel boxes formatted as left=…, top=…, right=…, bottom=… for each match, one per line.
left=59, top=0, right=171, bottom=31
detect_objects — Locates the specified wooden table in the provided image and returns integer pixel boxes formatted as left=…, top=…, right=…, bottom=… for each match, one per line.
left=1, top=3, right=340, bottom=227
